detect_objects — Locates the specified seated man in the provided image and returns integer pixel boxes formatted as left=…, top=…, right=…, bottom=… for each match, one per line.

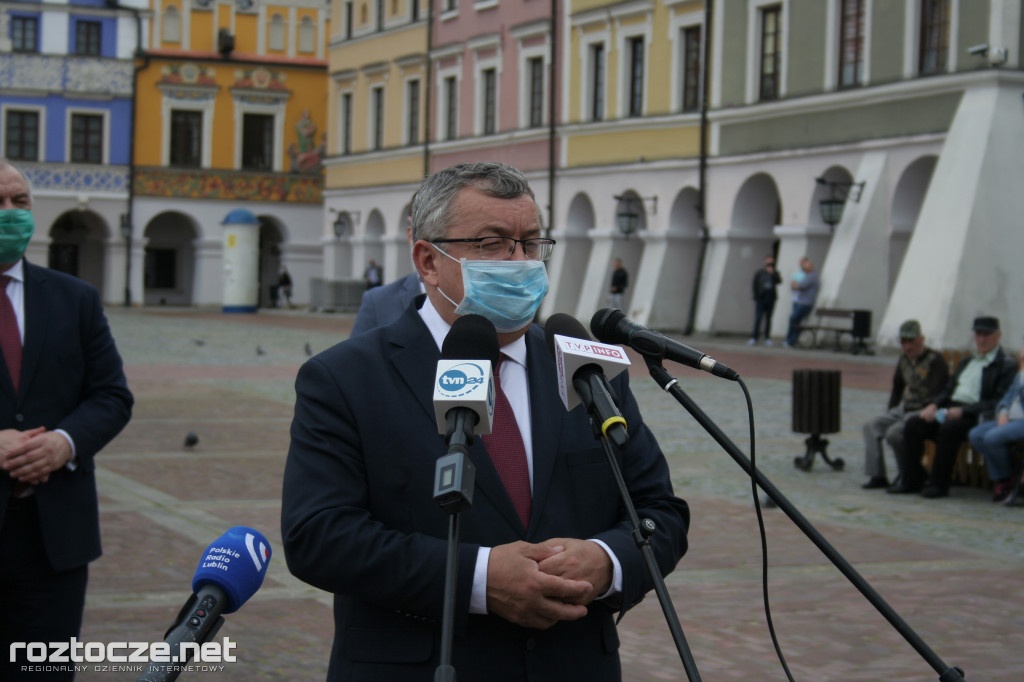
left=861, top=320, right=948, bottom=489
left=890, top=316, right=1016, bottom=498
left=968, top=343, right=1024, bottom=502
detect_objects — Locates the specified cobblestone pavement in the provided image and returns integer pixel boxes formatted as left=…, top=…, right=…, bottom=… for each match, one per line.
left=68, top=307, right=1022, bottom=681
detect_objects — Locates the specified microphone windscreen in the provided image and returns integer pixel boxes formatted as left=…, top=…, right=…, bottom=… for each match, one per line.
left=443, top=314, right=500, bottom=366
left=590, top=308, right=626, bottom=344
left=191, top=526, right=271, bottom=614
left=544, top=313, right=591, bottom=358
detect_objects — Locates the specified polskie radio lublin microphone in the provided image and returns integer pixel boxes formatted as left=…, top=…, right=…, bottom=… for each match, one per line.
left=432, top=314, right=499, bottom=511
left=544, top=313, right=631, bottom=449
left=591, top=308, right=739, bottom=381
left=138, top=526, right=271, bottom=682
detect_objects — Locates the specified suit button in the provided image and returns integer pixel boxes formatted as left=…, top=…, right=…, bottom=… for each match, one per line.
left=15, top=414, right=24, bottom=423
left=525, top=637, right=536, bottom=651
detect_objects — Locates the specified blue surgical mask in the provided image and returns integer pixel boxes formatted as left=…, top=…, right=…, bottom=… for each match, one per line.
left=0, top=209, right=34, bottom=264
left=435, top=246, right=549, bottom=333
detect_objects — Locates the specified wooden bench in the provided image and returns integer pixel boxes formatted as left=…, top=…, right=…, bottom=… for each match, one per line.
left=798, top=308, right=872, bottom=355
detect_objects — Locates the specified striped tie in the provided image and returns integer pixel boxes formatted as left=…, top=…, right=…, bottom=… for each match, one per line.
left=481, top=355, right=532, bottom=529
left=0, top=275, right=21, bottom=393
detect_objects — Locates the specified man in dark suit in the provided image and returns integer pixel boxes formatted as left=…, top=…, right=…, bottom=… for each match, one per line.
left=0, top=160, right=134, bottom=680
left=282, top=162, right=689, bottom=680
left=890, top=316, right=1016, bottom=498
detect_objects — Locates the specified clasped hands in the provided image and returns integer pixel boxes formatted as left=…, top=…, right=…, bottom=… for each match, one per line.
left=1, top=427, right=73, bottom=485
left=486, top=538, right=613, bottom=630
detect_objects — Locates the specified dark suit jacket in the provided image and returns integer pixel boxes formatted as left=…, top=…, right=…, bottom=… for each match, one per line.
left=282, top=300, right=689, bottom=681
left=350, top=272, right=422, bottom=337
left=0, top=261, right=133, bottom=571
left=936, top=347, right=1016, bottom=420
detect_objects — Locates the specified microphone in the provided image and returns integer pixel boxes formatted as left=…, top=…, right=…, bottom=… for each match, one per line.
left=591, top=308, right=739, bottom=381
left=138, top=526, right=271, bottom=682
left=432, top=314, right=499, bottom=512
left=544, top=313, right=631, bottom=449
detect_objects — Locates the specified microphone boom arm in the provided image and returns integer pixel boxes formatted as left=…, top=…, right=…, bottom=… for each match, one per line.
left=643, top=358, right=965, bottom=682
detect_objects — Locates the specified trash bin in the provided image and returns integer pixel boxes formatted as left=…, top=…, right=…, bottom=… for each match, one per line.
left=792, top=369, right=843, bottom=471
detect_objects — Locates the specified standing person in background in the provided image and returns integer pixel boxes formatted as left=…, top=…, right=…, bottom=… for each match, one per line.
left=363, top=259, right=383, bottom=290
left=0, top=159, right=134, bottom=681
left=783, top=257, right=820, bottom=348
left=352, top=225, right=424, bottom=337
left=860, top=320, right=948, bottom=489
left=749, top=255, right=781, bottom=345
left=278, top=267, right=294, bottom=308
left=968, top=343, right=1024, bottom=502
left=608, top=258, right=628, bottom=310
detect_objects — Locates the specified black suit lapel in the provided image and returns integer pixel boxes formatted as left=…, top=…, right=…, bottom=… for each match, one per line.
left=524, top=327, right=565, bottom=536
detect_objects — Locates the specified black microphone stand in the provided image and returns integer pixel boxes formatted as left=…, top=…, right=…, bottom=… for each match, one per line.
left=432, top=418, right=477, bottom=682
left=644, top=358, right=966, bottom=682
left=584, top=398, right=703, bottom=682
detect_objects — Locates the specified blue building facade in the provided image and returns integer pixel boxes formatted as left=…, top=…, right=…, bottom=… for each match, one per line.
left=1, top=0, right=147, bottom=301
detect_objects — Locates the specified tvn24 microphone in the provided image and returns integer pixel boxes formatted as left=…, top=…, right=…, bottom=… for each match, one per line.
left=591, top=308, right=739, bottom=381
left=545, top=313, right=631, bottom=449
left=432, top=314, right=499, bottom=512
left=137, top=526, right=271, bottom=682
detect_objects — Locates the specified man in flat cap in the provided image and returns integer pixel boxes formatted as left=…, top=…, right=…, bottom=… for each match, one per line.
left=890, top=316, right=1016, bottom=498
left=860, top=320, right=949, bottom=489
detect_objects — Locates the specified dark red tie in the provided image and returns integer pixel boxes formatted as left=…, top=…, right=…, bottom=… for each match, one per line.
left=0, top=275, right=21, bottom=393
left=482, top=355, right=532, bottom=528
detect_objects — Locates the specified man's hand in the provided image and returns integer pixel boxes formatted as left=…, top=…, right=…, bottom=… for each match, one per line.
left=1, top=429, right=72, bottom=485
left=486, top=541, right=592, bottom=629
left=537, top=538, right=612, bottom=606
left=998, top=413, right=1010, bottom=427
left=946, top=406, right=964, bottom=421
left=0, top=427, right=45, bottom=459
left=919, top=403, right=939, bottom=422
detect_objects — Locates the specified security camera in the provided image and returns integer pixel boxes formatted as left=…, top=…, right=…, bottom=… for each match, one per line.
left=967, top=43, right=989, bottom=57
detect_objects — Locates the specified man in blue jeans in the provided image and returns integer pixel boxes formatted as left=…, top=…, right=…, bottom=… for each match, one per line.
left=783, top=257, right=819, bottom=347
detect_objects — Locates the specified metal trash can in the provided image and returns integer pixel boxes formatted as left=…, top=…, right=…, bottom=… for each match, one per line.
left=792, top=369, right=843, bottom=471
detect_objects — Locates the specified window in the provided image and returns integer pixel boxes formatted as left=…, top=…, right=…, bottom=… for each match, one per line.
left=759, top=6, right=781, bottom=101
left=71, top=113, right=103, bottom=163
left=681, top=26, right=702, bottom=112
left=406, top=80, right=420, bottom=145
left=241, top=114, right=274, bottom=170
left=169, top=110, right=202, bottom=168
left=144, top=248, right=177, bottom=289
left=299, top=17, right=315, bottom=53
left=4, top=111, right=40, bottom=161
left=371, top=86, right=384, bottom=150
left=411, top=0, right=420, bottom=22
left=269, top=14, right=286, bottom=51
left=528, top=57, right=544, bottom=128
left=11, top=16, right=39, bottom=53
left=345, top=1, right=353, bottom=39
left=444, top=76, right=458, bottom=140
left=340, top=92, right=352, bottom=154
left=919, top=0, right=950, bottom=75
left=445, top=0, right=457, bottom=11
left=482, top=68, right=497, bottom=134
left=75, top=20, right=102, bottom=56
left=377, top=0, right=385, bottom=31
left=627, top=37, right=644, bottom=117
left=838, top=0, right=864, bottom=87
left=162, top=6, right=181, bottom=44
left=590, top=43, right=605, bottom=121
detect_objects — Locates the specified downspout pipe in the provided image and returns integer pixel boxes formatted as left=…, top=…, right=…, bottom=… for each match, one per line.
left=684, top=0, right=712, bottom=336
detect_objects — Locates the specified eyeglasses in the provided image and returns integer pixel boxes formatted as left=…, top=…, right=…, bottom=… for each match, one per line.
left=431, top=236, right=557, bottom=261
